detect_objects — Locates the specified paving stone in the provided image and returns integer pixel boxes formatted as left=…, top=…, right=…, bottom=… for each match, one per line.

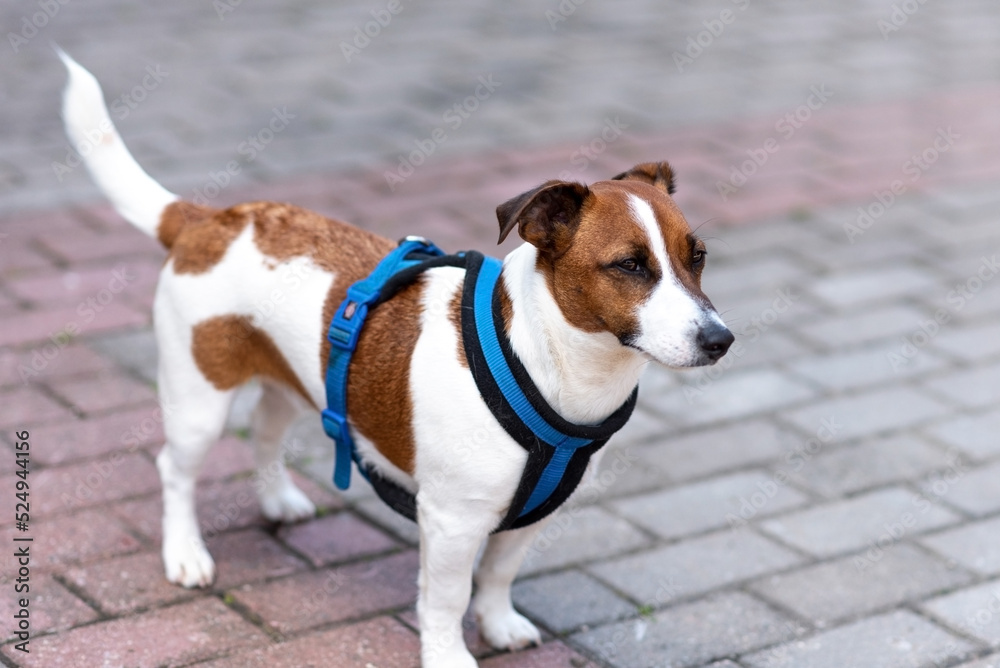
left=21, top=406, right=165, bottom=466
left=589, top=530, right=802, bottom=606
left=277, top=511, right=399, bottom=566
left=807, top=265, right=940, bottom=309
left=5, top=260, right=162, bottom=309
left=230, top=551, right=419, bottom=635
left=5, top=509, right=143, bottom=573
left=480, top=641, right=601, bottom=667
left=0, top=385, right=76, bottom=428
left=0, top=301, right=147, bottom=347
left=13, top=451, right=160, bottom=518
left=572, top=592, right=798, bottom=668
left=741, top=610, right=974, bottom=668
left=954, top=653, right=1000, bottom=668
left=1, top=597, right=269, bottom=668
left=786, top=340, right=946, bottom=392
left=611, top=470, right=809, bottom=540
left=921, top=517, right=1000, bottom=577
left=63, top=550, right=199, bottom=615
left=927, top=409, right=1000, bottom=461
left=198, top=434, right=257, bottom=481
left=786, top=434, right=955, bottom=498
left=782, top=387, right=951, bottom=442
left=196, top=616, right=421, bottom=668
left=932, top=321, right=1000, bottom=363
left=0, top=574, right=98, bottom=642
left=926, top=460, right=1000, bottom=517
left=750, top=543, right=971, bottom=626
left=87, top=328, right=158, bottom=383
left=924, top=362, right=1000, bottom=409
left=354, top=496, right=422, bottom=546
left=637, top=419, right=803, bottom=484
left=922, top=579, right=1000, bottom=646
left=760, top=487, right=961, bottom=558
left=519, top=506, right=652, bottom=576
left=209, top=528, right=310, bottom=590
left=511, top=570, right=635, bottom=633
left=0, top=343, right=109, bottom=388
left=664, top=368, right=816, bottom=426
left=46, top=370, right=157, bottom=415
left=796, top=304, right=931, bottom=349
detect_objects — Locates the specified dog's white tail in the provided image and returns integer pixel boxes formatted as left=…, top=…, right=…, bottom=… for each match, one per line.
left=58, top=48, right=178, bottom=240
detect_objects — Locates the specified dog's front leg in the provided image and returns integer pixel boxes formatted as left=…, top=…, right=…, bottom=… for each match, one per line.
left=473, top=523, right=544, bottom=651
left=416, top=501, right=486, bottom=668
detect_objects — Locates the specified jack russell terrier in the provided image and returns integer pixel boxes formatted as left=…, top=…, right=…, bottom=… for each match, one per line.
left=59, top=51, right=733, bottom=667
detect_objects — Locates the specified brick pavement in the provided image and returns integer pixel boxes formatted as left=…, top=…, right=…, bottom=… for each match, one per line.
left=4, top=2, right=1000, bottom=667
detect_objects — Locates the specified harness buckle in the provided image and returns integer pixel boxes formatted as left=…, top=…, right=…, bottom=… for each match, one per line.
left=321, top=408, right=349, bottom=442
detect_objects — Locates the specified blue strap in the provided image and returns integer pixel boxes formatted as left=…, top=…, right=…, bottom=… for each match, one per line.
left=323, top=237, right=444, bottom=490
left=472, top=257, right=592, bottom=516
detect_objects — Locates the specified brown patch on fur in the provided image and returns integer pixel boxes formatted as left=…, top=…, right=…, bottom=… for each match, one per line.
left=157, top=201, right=218, bottom=249
left=612, top=161, right=676, bottom=195
left=191, top=315, right=312, bottom=404
left=498, top=276, right=514, bottom=336
left=448, top=288, right=468, bottom=368
left=169, top=204, right=253, bottom=274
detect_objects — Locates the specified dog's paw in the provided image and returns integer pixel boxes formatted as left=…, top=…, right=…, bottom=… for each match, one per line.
left=423, top=648, right=478, bottom=668
left=477, top=608, right=541, bottom=652
left=259, top=482, right=316, bottom=523
left=163, top=536, right=216, bottom=588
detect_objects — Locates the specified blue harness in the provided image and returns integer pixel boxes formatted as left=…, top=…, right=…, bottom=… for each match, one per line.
left=322, top=238, right=637, bottom=531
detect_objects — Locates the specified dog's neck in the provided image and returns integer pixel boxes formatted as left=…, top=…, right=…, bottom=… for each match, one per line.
left=499, top=244, right=648, bottom=425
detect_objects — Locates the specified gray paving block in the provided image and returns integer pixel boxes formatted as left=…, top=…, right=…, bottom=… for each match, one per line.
left=636, top=418, right=802, bottom=484
left=511, top=570, right=635, bottom=633
left=932, top=321, right=1000, bottom=363
left=921, top=517, right=1000, bottom=576
left=572, top=592, right=798, bottom=668
left=88, top=327, right=159, bottom=383
left=954, top=653, right=1000, bottom=668
left=926, top=409, right=1000, bottom=461
left=760, top=487, right=961, bottom=558
left=520, top=506, right=651, bottom=576
left=796, top=304, right=931, bottom=349
left=925, top=362, right=1000, bottom=409
left=611, top=470, right=809, bottom=540
left=922, top=579, right=1000, bottom=646
left=742, top=610, right=974, bottom=668
left=782, top=387, right=951, bottom=442
left=920, top=460, right=1000, bottom=517
left=588, top=530, right=802, bottom=606
left=786, top=341, right=946, bottom=392
left=749, top=543, right=971, bottom=626
left=806, top=265, right=940, bottom=309
left=664, top=368, right=816, bottom=426
left=785, top=434, right=956, bottom=498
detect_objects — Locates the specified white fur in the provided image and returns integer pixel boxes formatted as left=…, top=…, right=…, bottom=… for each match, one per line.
left=58, top=49, right=177, bottom=237
left=60, top=53, right=731, bottom=668
left=628, top=193, right=723, bottom=367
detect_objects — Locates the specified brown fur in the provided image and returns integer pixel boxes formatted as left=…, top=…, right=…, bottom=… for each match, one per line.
left=191, top=315, right=312, bottom=403
left=448, top=288, right=468, bottom=368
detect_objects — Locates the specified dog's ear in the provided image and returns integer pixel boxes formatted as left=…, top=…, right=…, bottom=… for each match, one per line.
left=611, top=161, right=676, bottom=195
left=496, top=180, right=590, bottom=252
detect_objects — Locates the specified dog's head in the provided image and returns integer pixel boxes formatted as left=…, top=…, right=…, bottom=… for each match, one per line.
left=497, top=161, right=733, bottom=368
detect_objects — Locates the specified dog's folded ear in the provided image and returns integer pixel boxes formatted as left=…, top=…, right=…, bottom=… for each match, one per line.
left=496, top=181, right=590, bottom=252
left=611, top=161, right=676, bottom=195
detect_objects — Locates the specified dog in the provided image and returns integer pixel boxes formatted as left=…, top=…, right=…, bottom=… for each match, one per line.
left=59, top=51, right=733, bottom=667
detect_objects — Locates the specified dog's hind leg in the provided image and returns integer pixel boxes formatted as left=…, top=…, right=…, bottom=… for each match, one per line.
left=250, top=381, right=315, bottom=523
left=155, top=310, right=235, bottom=588
left=472, top=523, right=544, bottom=651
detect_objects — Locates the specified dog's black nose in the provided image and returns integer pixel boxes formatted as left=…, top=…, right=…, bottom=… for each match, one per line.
left=697, top=323, right=735, bottom=360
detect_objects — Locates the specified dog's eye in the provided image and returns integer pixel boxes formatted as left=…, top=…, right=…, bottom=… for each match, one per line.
left=617, top=258, right=641, bottom=273
left=692, top=249, right=706, bottom=267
